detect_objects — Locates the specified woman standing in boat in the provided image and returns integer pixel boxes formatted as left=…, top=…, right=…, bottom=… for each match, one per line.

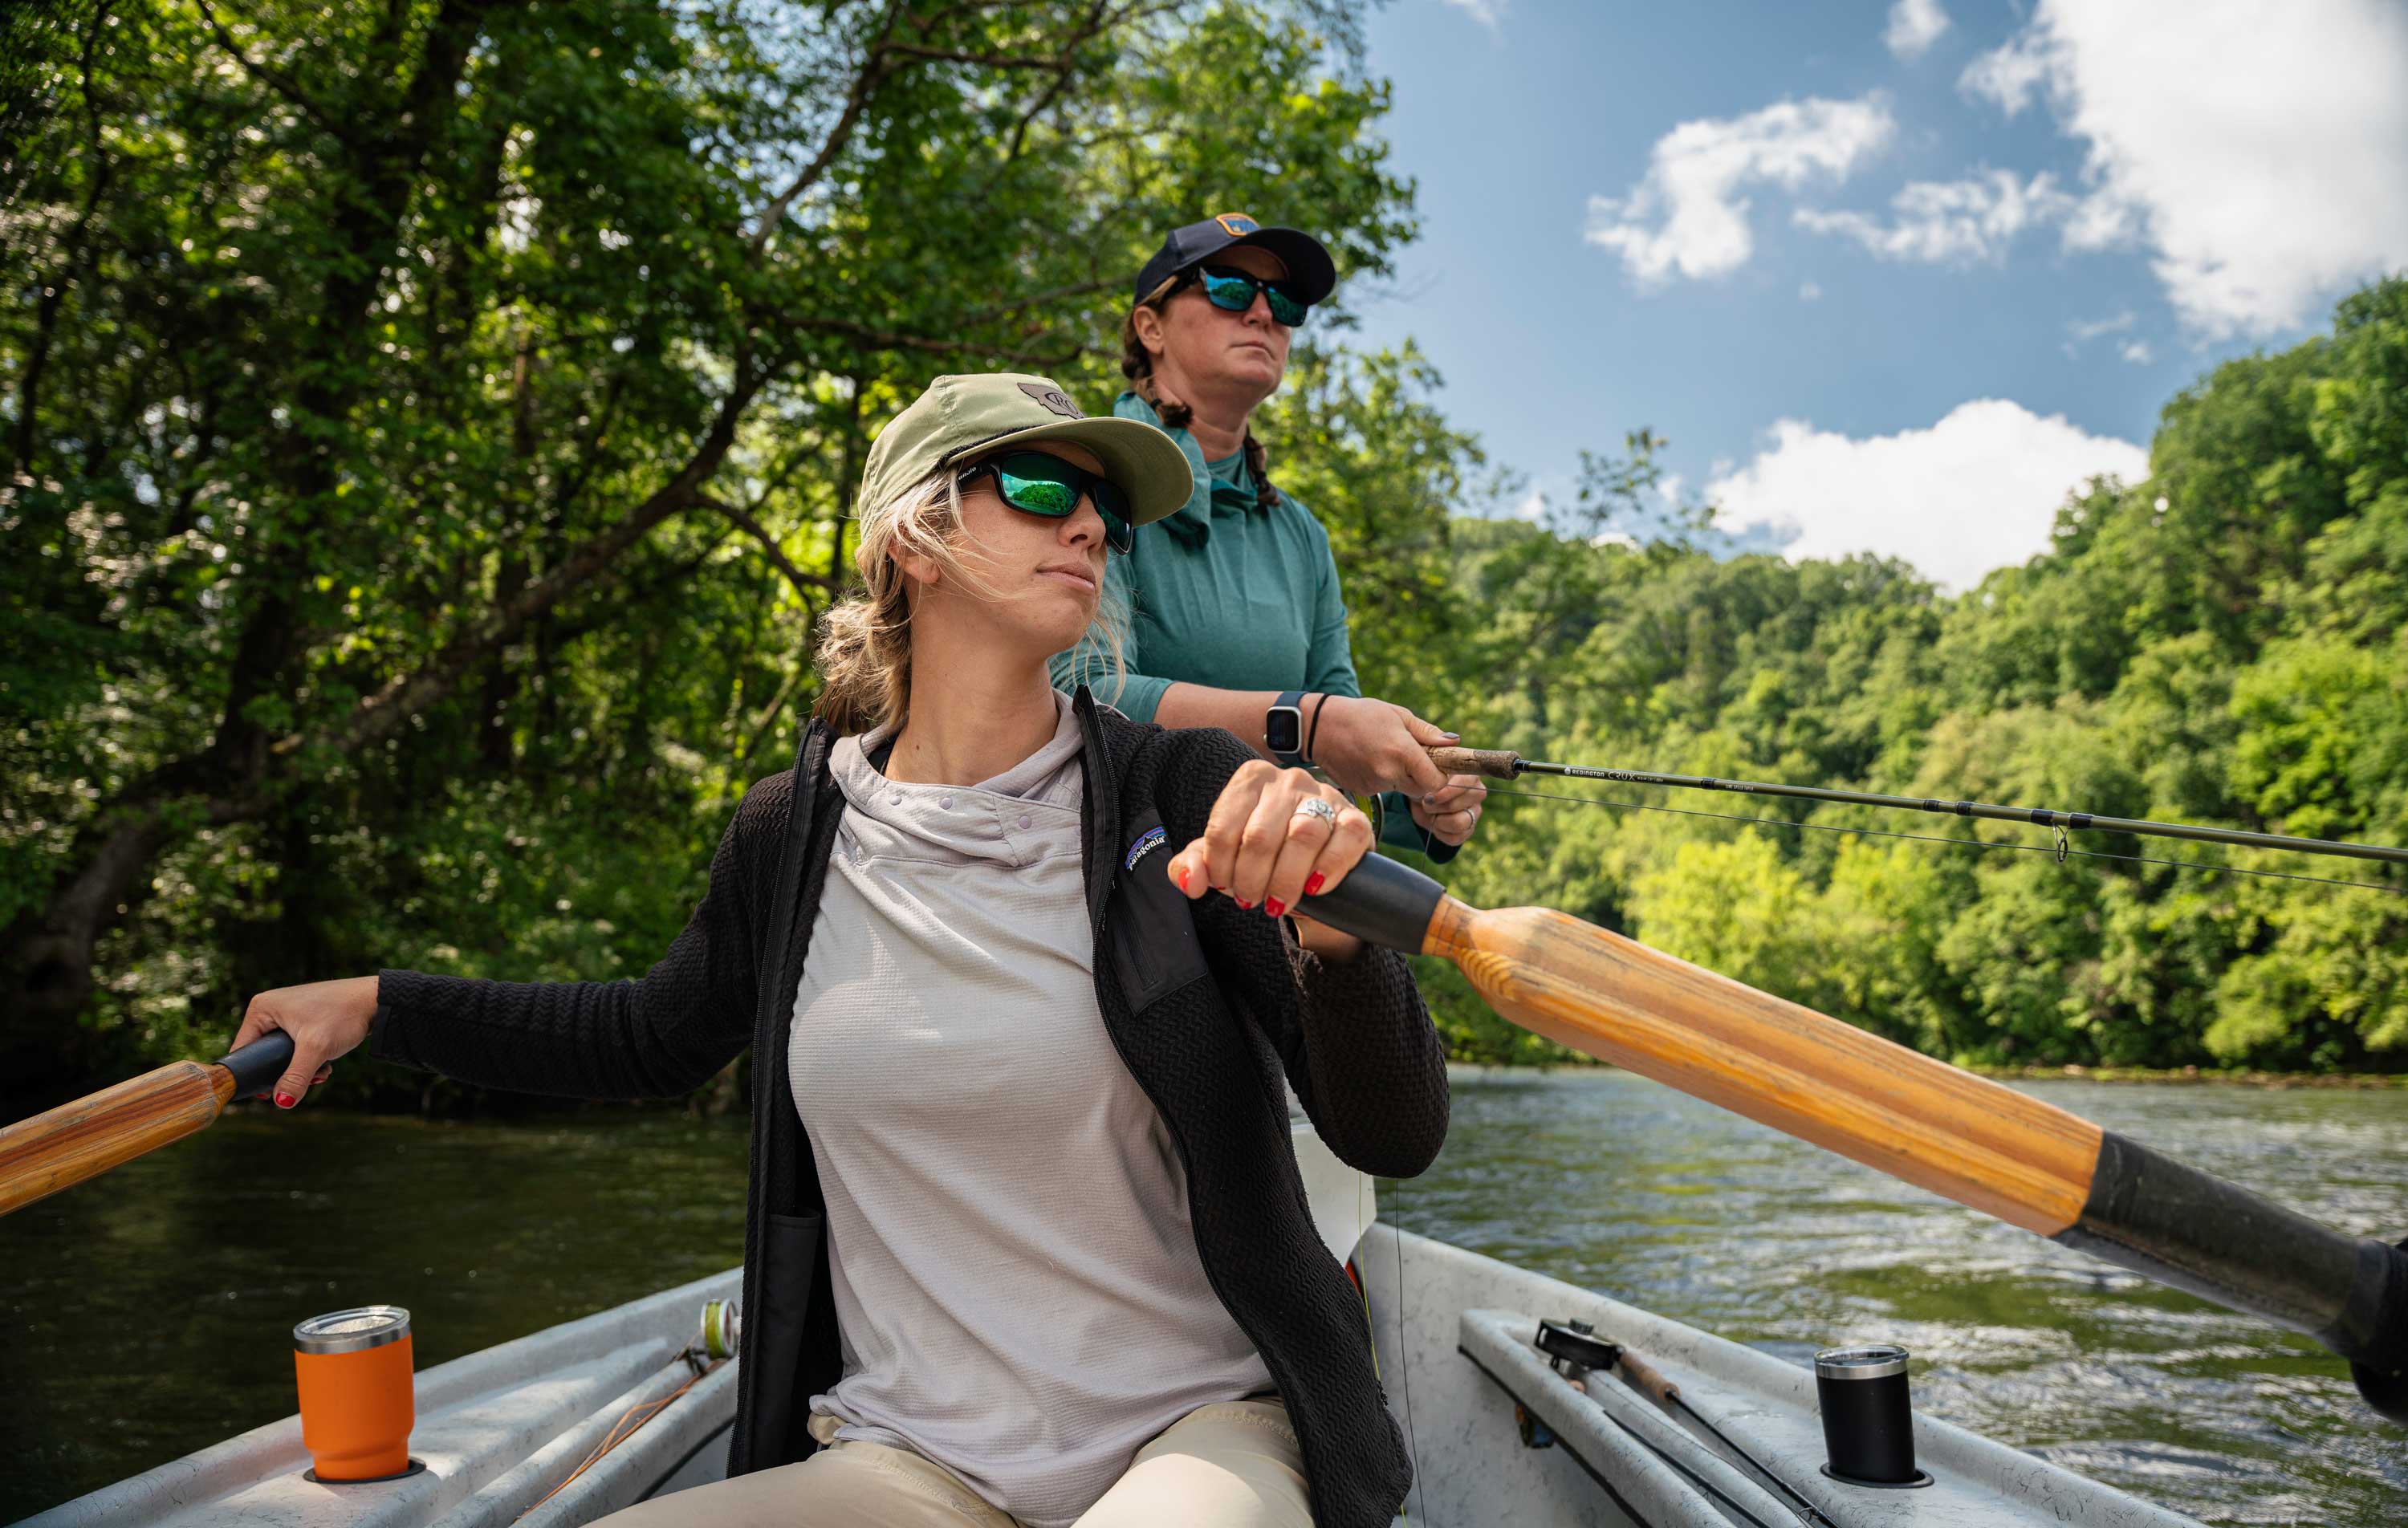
left=1051, top=213, right=1487, bottom=870
left=229, top=372, right=1447, bottom=1528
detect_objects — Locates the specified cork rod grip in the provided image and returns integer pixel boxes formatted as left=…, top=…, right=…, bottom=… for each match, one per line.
left=1617, top=1350, right=1681, bottom=1406
left=1426, top=746, right=1522, bottom=780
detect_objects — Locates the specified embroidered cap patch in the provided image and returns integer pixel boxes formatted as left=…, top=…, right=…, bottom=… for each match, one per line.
left=1017, top=381, right=1084, bottom=418
left=1124, top=824, right=1168, bottom=870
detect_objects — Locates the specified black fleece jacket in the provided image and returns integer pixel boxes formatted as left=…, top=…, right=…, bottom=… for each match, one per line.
left=367, top=689, right=1450, bottom=1528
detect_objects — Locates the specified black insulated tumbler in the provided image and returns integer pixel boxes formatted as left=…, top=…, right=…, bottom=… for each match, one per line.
left=1814, top=1344, right=1924, bottom=1485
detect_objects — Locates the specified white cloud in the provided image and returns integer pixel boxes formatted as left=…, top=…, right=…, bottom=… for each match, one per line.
left=1441, top=0, right=1503, bottom=31
left=1585, top=95, right=1895, bottom=283
left=2119, top=339, right=2153, bottom=364
left=2060, top=308, right=2134, bottom=356
left=1885, top=0, right=1950, bottom=60
left=1795, top=169, right=2072, bottom=263
left=1958, top=33, right=2050, bottom=114
left=2064, top=310, right=2133, bottom=343
left=1799, top=280, right=1823, bottom=301
left=1959, top=0, right=2408, bottom=335
left=1706, top=400, right=2148, bottom=591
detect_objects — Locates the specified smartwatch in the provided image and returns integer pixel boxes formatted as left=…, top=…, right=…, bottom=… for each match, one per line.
left=1265, top=690, right=1307, bottom=766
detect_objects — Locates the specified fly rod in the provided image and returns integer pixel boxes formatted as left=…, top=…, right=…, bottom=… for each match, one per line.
left=1296, top=853, right=2408, bottom=1425
left=0, top=1033, right=293, bottom=1216
left=1426, top=746, right=2408, bottom=868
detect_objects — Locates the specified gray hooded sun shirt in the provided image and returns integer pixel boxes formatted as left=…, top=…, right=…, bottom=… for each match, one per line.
left=789, top=691, right=1271, bottom=1525
left=364, top=686, right=1448, bottom=1528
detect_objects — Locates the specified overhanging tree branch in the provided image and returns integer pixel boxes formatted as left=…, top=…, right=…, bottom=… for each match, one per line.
left=695, top=489, right=844, bottom=606
left=192, top=0, right=363, bottom=150
left=299, top=350, right=770, bottom=758
left=788, top=313, right=1086, bottom=368
left=881, top=41, right=1084, bottom=68
left=745, top=0, right=907, bottom=256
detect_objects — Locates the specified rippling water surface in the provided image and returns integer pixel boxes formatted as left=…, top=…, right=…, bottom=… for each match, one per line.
left=1393, top=1071, right=2408, bottom=1527
left=4, top=1073, right=2403, bottom=1524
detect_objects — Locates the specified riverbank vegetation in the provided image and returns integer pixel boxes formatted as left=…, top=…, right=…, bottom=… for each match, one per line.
left=1399, top=279, right=2408, bottom=1071
left=5, top=1, right=2402, bottom=1106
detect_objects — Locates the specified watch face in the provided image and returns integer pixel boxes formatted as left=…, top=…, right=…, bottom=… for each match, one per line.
left=1266, top=706, right=1303, bottom=754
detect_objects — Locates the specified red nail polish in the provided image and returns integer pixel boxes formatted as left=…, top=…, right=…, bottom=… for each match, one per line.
left=1234, top=896, right=1255, bottom=910
left=275, top=1092, right=295, bottom=1109
left=1178, top=866, right=1190, bottom=892
left=1304, top=872, right=1326, bottom=896
left=1263, top=898, right=1287, bottom=918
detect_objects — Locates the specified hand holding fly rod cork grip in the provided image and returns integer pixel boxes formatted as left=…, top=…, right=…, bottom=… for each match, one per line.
left=0, top=1033, right=294, bottom=1216
left=1297, top=851, right=2408, bottom=1426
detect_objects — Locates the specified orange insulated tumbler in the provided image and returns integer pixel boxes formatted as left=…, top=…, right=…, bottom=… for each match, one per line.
left=293, top=1306, right=414, bottom=1481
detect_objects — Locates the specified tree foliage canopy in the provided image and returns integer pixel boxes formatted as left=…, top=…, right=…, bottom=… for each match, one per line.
left=6, top=0, right=2405, bottom=1100
left=1, top=0, right=1412, bottom=1098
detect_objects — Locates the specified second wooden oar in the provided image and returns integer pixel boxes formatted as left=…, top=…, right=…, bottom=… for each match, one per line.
left=1298, top=854, right=2408, bottom=1424
left=0, top=1032, right=294, bottom=1217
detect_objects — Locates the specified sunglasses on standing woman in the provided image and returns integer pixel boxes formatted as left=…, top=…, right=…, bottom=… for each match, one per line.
left=1175, top=263, right=1313, bottom=328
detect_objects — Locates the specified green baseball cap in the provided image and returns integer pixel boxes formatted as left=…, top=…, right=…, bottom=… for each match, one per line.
left=858, top=372, right=1194, bottom=528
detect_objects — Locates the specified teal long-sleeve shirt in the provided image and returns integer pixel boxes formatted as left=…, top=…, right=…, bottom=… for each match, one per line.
left=1050, top=392, right=1458, bottom=864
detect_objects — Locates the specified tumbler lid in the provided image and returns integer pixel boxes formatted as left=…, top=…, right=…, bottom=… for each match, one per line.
left=295, top=1306, right=412, bottom=1355
left=1814, top=1344, right=1908, bottom=1380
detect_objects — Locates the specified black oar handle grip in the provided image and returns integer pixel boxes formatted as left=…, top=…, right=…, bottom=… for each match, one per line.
left=2059, top=1132, right=2408, bottom=1424
left=1297, top=851, right=1447, bottom=955
left=214, top=1032, right=296, bottom=1100
left=2349, top=1238, right=2408, bottom=1426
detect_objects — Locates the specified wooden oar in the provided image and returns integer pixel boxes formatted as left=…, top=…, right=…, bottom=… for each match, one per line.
left=1298, top=852, right=2408, bottom=1424
left=0, top=1033, right=293, bottom=1216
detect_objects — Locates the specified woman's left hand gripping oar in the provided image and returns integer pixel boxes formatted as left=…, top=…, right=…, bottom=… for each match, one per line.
left=228, top=973, right=380, bottom=1108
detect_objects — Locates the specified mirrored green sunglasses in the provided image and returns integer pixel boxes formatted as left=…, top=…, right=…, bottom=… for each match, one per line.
left=956, top=451, right=1135, bottom=554
left=1188, top=264, right=1311, bottom=327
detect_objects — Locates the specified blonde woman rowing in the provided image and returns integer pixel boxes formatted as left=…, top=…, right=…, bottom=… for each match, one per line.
left=227, top=372, right=1448, bottom=1528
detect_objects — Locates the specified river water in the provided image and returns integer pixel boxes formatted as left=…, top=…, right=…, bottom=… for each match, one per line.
left=4, top=1071, right=2402, bottom=1524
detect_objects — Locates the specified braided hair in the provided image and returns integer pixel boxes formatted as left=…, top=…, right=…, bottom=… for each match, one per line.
left=1120, top=286, right=1280, bottom=511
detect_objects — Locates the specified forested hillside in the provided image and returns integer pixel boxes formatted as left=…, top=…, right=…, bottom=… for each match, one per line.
left=5, top=0, right=2402, bottom=1104
left=1361, top=281, right=2408, bottom=1072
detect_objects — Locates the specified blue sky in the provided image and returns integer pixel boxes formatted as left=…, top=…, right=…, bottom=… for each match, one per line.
left=1340, top=0, right=2408, bottom=590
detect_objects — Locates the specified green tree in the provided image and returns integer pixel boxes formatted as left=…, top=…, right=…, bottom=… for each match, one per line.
left=0, top=0, right=1413, bottom=1097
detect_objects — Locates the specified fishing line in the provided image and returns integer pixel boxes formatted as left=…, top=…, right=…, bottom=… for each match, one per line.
left=1392, top=1176, right=1429, bottom=1527
left=1470, top=784, right=2408, bottom=896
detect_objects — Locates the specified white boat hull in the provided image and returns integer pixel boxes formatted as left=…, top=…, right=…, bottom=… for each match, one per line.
left=21, top=1128, right=2205, bottom=1527
left=1357, top=1226, right=2199, bottom=1527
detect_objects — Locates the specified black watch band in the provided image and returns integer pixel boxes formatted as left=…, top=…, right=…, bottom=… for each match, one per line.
left=1265, top=689, right=1307, bottom=766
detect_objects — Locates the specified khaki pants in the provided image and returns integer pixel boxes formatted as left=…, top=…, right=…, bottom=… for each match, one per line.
left=593, top=1398, right=1313, bottom=1527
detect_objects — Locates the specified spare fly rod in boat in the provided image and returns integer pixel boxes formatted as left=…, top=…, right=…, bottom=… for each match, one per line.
left=1296, top=853, right=2408, bottom=1425
left=0, top=1032, right=293, bottom=1216
left=1426, top=746, right=2408, bottom=868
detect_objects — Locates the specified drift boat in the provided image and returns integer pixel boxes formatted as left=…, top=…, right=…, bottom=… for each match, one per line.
left=22, top=1127, right=2201, bottom=1528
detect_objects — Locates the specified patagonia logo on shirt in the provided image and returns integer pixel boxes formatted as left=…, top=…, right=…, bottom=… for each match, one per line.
left=1124, top=825, right=1168, bottom=871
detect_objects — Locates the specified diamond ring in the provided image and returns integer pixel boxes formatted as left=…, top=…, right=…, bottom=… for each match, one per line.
left=1291, top=796, right=1340, bottom=826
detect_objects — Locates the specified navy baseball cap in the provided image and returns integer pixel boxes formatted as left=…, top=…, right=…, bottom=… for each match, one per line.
left=1133, top=213, right=1337, bottom=307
